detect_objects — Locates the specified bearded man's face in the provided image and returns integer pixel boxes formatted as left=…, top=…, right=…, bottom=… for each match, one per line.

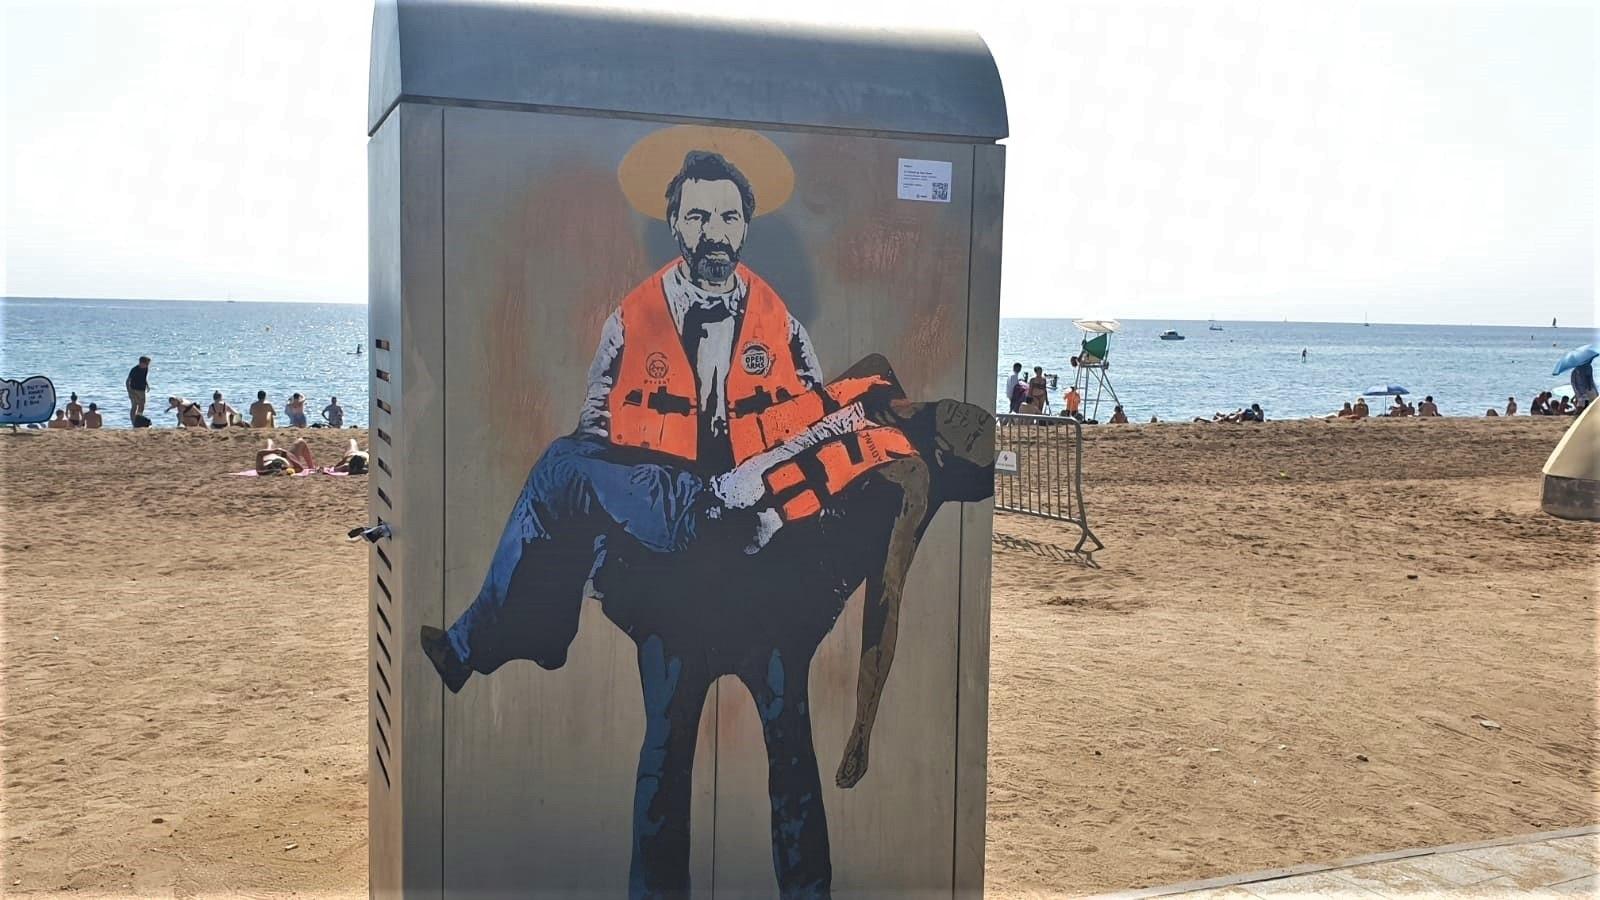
left=671, top=178, right=748, bottom=289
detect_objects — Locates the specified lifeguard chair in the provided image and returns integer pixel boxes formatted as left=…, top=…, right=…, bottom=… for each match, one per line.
left=1070, top=319, right=1120, bottom=421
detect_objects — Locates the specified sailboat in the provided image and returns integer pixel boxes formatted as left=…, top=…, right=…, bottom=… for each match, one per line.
left=1208, top=317, right=1223, bottom=331
left=1363, top=313, right=1371, bottom=327
left=1552, top=317, right=1558, bottom=328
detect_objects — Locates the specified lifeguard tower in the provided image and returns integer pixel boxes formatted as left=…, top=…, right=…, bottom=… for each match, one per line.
left=1069, top=319, right=1120, bottom=421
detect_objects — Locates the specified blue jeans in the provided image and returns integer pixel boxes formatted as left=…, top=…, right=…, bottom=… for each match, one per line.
left=444, top=434, right=708, bottom=673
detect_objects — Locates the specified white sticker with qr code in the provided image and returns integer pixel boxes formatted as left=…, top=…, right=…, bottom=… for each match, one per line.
left=897, top=158, right=953, bottom=203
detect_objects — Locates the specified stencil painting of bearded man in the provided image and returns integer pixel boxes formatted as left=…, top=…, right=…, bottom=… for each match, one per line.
left=421, top=126, right=995, bottom=897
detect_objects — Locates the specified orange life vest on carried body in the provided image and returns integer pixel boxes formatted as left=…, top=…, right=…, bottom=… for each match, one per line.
left=608, top=262, right=809, bottom=465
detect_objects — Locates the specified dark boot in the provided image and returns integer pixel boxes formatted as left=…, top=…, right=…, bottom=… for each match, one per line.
left=420, top=625, right=472, bottom=693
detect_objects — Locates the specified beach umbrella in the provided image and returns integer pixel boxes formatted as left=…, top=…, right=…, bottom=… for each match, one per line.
left=1552, top=344, right=1598, bottom=377
left=1362, top=383, right=1409, bottom=397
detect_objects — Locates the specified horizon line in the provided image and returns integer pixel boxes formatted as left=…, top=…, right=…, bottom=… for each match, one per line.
left=3, top=295, right=1593, bottom=331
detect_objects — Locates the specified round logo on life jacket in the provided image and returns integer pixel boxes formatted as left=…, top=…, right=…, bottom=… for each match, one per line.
left=741, top=342, right=772, bottom=376
left=645, top=352, right=670, bottom=381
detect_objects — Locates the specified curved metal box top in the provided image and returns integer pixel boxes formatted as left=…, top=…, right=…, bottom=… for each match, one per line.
left=369, top=0, right=1008, bottom=141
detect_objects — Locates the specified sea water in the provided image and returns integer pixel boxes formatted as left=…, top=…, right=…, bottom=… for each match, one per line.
left=2, top=298, right=1595, bottom=427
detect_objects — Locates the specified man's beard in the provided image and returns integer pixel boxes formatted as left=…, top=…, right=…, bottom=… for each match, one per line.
left=679, top=235, right=739, bottom=287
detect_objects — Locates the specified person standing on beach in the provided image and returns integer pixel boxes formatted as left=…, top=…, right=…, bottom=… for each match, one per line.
left=1505, top=396, right=1518, bottom=416
left=65, top=393, right=85, bottom=427
left=1005, top=363, right=1023, bottom=413
left=125, top=356, right=151, bottom=424
left=285, top=393, right=309, bottom=428
left=249, top=391, right=277, bottom=428
left=321, top=397, right=344, bottom=428
left=83, top=403, right=103, bottom=428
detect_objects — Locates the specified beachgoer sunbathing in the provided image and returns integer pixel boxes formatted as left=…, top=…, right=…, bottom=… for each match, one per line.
left=65, top=393, right=85, bottom=427
left=46, top=409, right=73, bottom=429
left=249, top=391, right=276, bottom=428
left=83, top=403, right=103, bottom=428
left=168, top=396, right=206, bottom=428
left=1531, top=392, right=1549, bottom=415
left=1485, top=408, right=1499, bottom=417
left=332, top=439, right=368, bottom=474
left=1388, top=396, right=1410, bottom=417
left=1109, top=405, right=1129, bottom=424
left=1330, top=402, right=1354, bottom=419
left=1352, top=398, right=1370, bottom=419
left=1418, top=396, right=1440, bottom=417
left=254, top=438, right=316, bottom=474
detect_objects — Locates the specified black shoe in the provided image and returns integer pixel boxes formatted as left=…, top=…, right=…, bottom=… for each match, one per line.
left=419, top=626, right=471, bottom=693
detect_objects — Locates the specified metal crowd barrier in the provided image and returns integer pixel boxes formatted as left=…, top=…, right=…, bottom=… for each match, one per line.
left=993, top=413, right=1103, bottom=555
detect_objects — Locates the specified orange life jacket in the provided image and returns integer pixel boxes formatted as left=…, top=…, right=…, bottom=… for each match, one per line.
left=608, top=262, right=808, bottom=464
left=761, top=426, right=918, bottom=522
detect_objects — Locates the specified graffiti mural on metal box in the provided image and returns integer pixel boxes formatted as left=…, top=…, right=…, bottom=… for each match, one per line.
left=420, top=125, right=995, bottom=897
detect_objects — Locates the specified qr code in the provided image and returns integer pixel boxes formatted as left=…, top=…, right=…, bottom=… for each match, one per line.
left=931, top=182, right=950, bottom=201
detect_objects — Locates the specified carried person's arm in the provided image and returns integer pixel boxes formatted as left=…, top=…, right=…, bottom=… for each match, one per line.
left=836, top=456, right=931, bottom=789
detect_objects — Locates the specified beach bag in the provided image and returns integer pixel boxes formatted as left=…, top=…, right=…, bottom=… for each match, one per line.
left=133, top=415, right=152, bottom=429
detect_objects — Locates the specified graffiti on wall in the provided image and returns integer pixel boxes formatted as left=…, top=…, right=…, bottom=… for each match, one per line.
left=1, top=375, right=58, bottom=426
left=419, top=125, right=995, bottom=897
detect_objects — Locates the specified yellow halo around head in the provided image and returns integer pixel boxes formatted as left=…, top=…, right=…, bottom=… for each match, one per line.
left=618, top=125, right=794, bottom=221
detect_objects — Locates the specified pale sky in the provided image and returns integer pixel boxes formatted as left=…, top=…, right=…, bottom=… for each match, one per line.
left=3, top=0, right=1595, bottom=326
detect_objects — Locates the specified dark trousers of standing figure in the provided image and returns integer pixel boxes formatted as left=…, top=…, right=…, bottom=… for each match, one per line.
left=630, top=635, right=832, bottom=900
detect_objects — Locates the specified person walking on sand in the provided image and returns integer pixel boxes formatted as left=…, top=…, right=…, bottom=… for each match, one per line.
left=65, top=392, right=85, bottom=427
left=207, top=392, right=239, bottom=429
left=321, top=396, right=345, bottom=428
left=83, top=403, right=103, bottom=429
left=249, top=391, right=277, bottom=428
left=1505, top=395, right=1518, bottom=416
left=285, top=393, right=309, bottom=428
left=125, top=356, right=151, bottom=424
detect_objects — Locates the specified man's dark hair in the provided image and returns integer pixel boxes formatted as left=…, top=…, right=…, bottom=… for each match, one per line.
left=139, top=356, right=151, bottom=364
left=257, top=390, right=266, bottom=401
left=1012, top=362, right=1022, bottom=371
left=665, top=151, right=756, bottom=223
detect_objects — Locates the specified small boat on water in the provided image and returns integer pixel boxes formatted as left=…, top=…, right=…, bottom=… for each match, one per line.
left=1208, top=321, right=1224, bottom=331
left=1158, top=329, right=1185, bottom=341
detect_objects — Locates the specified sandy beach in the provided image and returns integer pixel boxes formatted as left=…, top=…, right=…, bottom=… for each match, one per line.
left=2, top=418, right=1595, bottom=896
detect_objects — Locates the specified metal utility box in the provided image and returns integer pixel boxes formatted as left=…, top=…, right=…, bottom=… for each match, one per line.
left=367, top=1, right=1007, bottom=895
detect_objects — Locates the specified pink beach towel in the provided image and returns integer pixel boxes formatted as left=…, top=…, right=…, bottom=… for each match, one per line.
left=230, top=467, right=348, bottom=477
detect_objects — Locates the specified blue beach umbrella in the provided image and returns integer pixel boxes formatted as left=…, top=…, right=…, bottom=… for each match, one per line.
left=1362, top=383, right=1409, bottom=397
left=1552, top=344, right=1599, bottom=377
